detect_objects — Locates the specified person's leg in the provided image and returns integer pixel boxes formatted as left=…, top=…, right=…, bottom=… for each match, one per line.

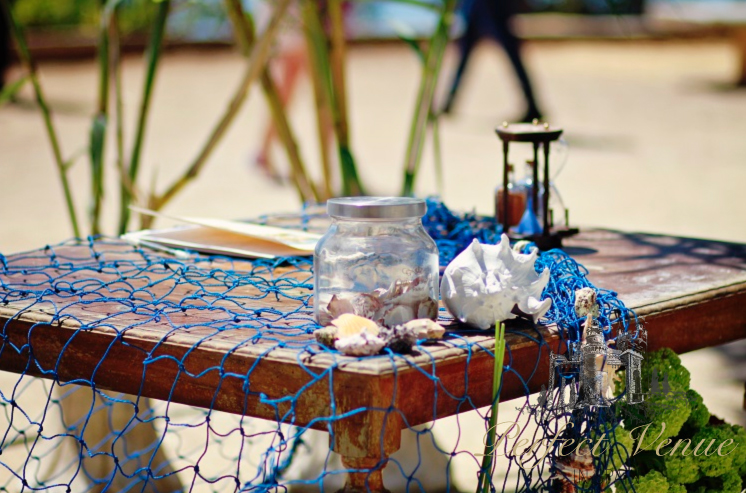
left=491, top=2, right=542, bottom=121
left=441, top=20, right=479, bottom=114
left=257, top=42, right=307, bottom=177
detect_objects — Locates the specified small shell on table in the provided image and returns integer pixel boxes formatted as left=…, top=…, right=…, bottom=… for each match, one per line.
left=335, top=331, right=386, bottom=356
left=574, top=287, right=599, bottom=318
left=402, top=319, right=446, bottom=340
left=313, top=326, right=337, bottom=348
left=331, top=313, right=380, bottom=338
left=313, top=314, right=386, bottom=356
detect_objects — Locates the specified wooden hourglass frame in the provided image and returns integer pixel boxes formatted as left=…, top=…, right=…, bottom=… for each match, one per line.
left=495, top=121, right=579, bottom=250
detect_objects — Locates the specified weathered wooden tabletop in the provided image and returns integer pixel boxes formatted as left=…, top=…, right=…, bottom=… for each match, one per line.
left=1, top=229, right=745, bottom=473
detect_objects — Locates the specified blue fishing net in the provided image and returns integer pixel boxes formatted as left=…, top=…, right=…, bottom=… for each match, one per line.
left=0, top=200, right=640, bottom=493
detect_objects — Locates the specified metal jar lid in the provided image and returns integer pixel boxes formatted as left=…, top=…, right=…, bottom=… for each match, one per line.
left=327, top=197, right=426, bottom=219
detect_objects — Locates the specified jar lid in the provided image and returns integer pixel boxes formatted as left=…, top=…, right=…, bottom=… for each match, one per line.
left=327, top=197, right=426, bottom=219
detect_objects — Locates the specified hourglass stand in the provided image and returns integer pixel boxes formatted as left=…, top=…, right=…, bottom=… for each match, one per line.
left=495, top=121, right=579, bottom=250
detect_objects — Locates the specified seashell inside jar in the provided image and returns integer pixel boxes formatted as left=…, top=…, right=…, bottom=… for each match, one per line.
left=314, top=197, right=440, bottom=327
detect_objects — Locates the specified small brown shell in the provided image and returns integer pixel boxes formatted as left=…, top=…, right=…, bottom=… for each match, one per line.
left=327, top=295, right=355, bottom=318
left=313, top=326, right=337, bottom=348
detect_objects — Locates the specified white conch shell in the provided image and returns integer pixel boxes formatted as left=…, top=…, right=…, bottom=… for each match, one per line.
left=440, top=235, right=551, bottom=329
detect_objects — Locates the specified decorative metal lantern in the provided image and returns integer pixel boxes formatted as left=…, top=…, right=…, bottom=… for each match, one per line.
left=495, top=120, right=578, bottom=250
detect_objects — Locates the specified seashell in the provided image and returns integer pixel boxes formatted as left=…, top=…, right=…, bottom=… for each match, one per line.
left=349, top=293, right=384, bottom=320
left=334, top=331, right=386, bottom=356
left=416, top=298, right=438, bottom=320
left=317, top=307, right=334, bottom=327
left=574, top=287, right=599, bottom=318
left=383, top=304, right=415, bottom=328
left=313, top=326, right=337, bottom=348
left=331, top=314, right=381, bottom=338
left=327, top=295, right=355, bottom=318
left=550, top=444, right=595, bottom=490
left=380, top=325, right=418, bottom=354
left=403, top=319, right=446, bottom=340
left=440, top=236, right=552, bottom=330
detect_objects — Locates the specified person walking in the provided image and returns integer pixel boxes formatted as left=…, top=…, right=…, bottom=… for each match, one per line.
left=441, top=0, right=543, bottom=122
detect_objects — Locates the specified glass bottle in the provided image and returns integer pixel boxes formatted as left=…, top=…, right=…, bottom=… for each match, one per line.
left=314, top=197, right=439, bottom=327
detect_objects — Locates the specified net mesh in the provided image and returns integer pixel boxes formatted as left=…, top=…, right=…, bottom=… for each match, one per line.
left=0, top=200, right=641, bottom=493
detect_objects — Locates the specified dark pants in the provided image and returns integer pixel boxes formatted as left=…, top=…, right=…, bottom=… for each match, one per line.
left=443, top=0, right=541, bottom=120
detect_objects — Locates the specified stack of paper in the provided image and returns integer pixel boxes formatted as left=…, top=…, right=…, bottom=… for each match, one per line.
left=123, top=208, right=321, bottom=259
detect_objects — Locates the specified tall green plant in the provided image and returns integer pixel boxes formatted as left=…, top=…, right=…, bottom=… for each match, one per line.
left=302, top=0, right=365, bottom=197
left=140, top=0, right=292, bottom=228
left=1, top=0, right=81, bottom=237
left=477, top=321, right=507, bottom=493
left=401, top=0, right=457, bottom=196
left=118, top=0, right=171, bottom=233
left=6, top=0, right=457, bottom=237
left=224, top=0, right=320, bottom=204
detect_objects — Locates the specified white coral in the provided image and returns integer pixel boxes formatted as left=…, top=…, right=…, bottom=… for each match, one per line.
left=440, top=235, right=551, bottom=329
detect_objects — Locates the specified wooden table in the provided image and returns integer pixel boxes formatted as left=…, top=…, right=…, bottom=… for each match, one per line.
left=1, top=229, right=745, bottom=492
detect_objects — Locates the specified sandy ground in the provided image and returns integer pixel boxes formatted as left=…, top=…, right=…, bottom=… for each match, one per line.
left=1, top=39, right=745, bottom=490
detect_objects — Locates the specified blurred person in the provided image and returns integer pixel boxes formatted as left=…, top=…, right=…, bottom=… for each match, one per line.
left=441, top=0, right=543, bottom=122
left=255, top=33, right=308, bottom=179
left=253, top=0, right=336, bottom=181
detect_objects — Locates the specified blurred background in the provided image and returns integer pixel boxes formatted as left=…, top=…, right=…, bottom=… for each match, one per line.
left=0, top=0, right=745, bottom=489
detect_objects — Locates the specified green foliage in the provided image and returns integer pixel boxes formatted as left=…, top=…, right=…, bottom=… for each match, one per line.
left=730, top=424, right=746, bottom=476
left=691, top=424, right=741, bottom=478
left=593, top=424, right=634, bottom=475
left=14, top=0, right=154, bottom=33
left=14, top=0, right=96, bottom=28
left=686, top=469, right=743, bottom=493
left=620, top=348, right=693, bottom=446
left=637, top=393, right=692, bottom=445
left=641, top=348, right=690, bottom=393
left=609, top=424, right=634, bottom=472
left=667, top=483, right=687, bottom=493
left=631, top=470, right=670, bottom=493
left=621, top=348, right=745, bottom=493
left=663, top=447, right=700, bottom=484
left=682, top=390, right=709, bottom=434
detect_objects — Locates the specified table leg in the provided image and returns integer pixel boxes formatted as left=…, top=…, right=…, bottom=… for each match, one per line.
left=338, top=456, right=390, bottom=493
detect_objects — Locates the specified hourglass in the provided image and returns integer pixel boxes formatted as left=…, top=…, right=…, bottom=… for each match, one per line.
left=495, top=120, right=579, bottom=250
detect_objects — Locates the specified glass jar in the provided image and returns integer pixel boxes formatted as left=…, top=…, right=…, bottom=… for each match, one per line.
left=314, top=197, right=439, bottom=327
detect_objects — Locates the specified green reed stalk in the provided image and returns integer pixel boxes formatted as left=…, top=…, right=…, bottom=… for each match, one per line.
left=144, top=0, right=292, bottom=222
left=401, top=0, right=457, bottom=196
left=0, top=75, right=27, bottom=106
left=299, top=0, right=334, bottom=200
left=302, top=0, right=365, bottom=197
left=118, top=0, right=170, bottom=234
left=224, top=0, right=318, bottom=203
left=477, top=321, right=506, bottom=493
left=327, top=0, right=364, bottom=196
left=1, top=0, right=81, bottom=237
left=108, top=3, right=136, bottom=207
left=89, top=0, right=110, bottom=235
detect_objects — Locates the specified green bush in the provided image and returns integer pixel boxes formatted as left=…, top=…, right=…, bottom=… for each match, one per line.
left=13, top=0, right=156, bottom=33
